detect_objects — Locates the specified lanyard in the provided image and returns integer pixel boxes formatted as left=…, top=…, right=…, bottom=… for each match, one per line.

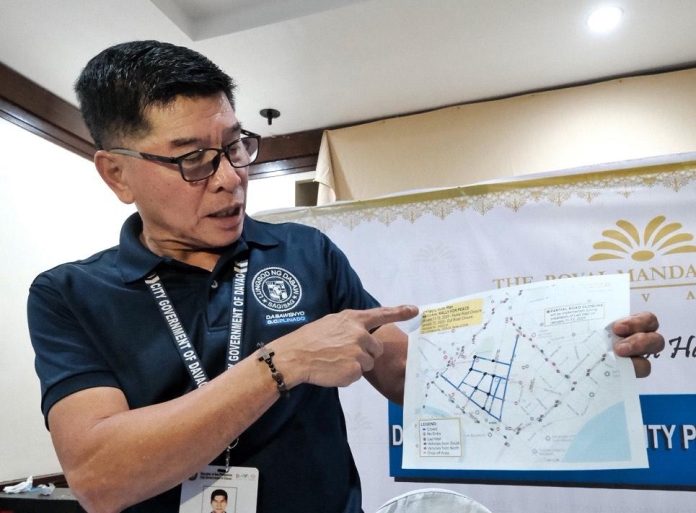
left=144, top=259, right=249, bottom=468
left=144, top=259, right=249, bottom=386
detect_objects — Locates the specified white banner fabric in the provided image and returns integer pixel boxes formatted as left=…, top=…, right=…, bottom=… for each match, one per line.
left=257, top=161, right=696, bottom=513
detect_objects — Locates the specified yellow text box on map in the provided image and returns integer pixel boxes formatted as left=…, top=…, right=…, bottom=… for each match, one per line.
left=420, top=299, right=484, bottom=334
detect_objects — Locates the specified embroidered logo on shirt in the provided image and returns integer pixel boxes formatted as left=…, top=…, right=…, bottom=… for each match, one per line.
left=252, top=267, right=302, bottom=312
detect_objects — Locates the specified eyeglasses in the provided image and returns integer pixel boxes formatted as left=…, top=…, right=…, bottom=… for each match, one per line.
left=108, top=129, right=260, bottom=182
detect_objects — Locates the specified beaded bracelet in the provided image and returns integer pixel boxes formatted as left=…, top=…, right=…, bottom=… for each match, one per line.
left=256, top=343, right=289, bottom=398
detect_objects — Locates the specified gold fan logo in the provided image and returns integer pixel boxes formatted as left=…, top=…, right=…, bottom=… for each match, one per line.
left=589, top=216, right=696, bottom=262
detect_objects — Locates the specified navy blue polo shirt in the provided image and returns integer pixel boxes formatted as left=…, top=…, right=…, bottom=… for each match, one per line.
left=28, top=213, right=379, bottom=513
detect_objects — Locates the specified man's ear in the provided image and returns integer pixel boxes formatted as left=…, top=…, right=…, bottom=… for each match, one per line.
left=94, top=150, right=135, bottom=204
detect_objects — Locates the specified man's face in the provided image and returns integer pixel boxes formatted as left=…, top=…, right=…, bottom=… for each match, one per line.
left=211, top=494, right=227, bottom=512
left=111, top=93, right=249, bottom=255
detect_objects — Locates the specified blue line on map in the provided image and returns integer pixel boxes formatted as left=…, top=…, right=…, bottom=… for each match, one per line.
left=441, top=333, right=521, bottom=422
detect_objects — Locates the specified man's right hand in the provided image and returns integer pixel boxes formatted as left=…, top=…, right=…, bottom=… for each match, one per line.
left=268, top=305, right=418, bottom=388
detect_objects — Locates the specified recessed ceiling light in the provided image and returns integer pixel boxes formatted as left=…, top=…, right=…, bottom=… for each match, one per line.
left=587, top=5, right=623, bottom=34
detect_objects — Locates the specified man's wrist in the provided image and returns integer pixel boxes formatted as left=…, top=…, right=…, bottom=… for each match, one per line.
left=256, top=343, right=289, bottom=398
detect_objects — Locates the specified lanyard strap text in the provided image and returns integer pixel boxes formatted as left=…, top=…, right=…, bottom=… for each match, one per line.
left=144, top=259, right=249, bottom=388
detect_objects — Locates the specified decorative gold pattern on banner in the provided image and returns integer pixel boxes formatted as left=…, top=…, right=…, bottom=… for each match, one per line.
left=589, top=215, right=696, bottom=262
left=256, top=164, right=696, bottom=232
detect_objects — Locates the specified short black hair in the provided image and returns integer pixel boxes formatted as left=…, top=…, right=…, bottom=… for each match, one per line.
left=75, top=40, right=236, bottom=149
left=211, top=488, right=228, bottom=501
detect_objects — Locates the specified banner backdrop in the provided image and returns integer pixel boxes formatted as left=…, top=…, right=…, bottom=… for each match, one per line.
left=257, top=161, right=696, bottom=512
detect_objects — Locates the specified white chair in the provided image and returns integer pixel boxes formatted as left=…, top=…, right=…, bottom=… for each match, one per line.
left=375, top=488, right=493, bottom=513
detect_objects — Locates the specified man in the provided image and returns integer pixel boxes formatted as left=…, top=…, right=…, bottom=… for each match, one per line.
left=27, top=41, right=663, bottom=513
left=210, top=489, right=228, bottom=513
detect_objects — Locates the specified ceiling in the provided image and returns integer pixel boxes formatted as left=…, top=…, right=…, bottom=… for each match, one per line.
left=2, top=0, right=696, bottom=138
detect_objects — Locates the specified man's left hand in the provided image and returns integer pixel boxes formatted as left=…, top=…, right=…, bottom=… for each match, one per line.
left=612, top=312, right=665, bottom=378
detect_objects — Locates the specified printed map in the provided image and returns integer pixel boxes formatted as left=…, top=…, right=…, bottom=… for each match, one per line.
left=402, top=274, right=648, bottom=470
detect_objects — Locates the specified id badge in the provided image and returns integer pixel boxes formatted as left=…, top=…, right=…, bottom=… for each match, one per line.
left=179, top=465, right=259, bottom=513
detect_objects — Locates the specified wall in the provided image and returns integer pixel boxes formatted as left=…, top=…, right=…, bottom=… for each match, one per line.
left=247, top=171, right=315, bottom=215
left=0, top=117, right=134, bottom=481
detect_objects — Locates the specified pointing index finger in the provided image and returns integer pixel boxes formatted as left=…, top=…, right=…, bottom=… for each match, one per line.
left=360, top=305, right=419, bottom=333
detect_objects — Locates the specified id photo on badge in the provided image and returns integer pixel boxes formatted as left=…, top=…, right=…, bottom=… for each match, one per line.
left=206, top=486, right=236, bottom=513
left=179, top=465, right=258, bottom=513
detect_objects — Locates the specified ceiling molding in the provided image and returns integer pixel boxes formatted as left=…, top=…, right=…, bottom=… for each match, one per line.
left=150, top=0, right=369, bottom=41
left=0, top=62, right=94, bottom=159
left=0, top=62, right=325, bottom=177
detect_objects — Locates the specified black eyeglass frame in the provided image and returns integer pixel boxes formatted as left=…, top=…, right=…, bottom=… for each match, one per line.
left=107, top=129, right=261, bottom=182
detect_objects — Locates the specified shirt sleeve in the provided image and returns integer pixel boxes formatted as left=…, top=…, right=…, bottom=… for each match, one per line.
left=27, top=271, right=120, bottom=424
